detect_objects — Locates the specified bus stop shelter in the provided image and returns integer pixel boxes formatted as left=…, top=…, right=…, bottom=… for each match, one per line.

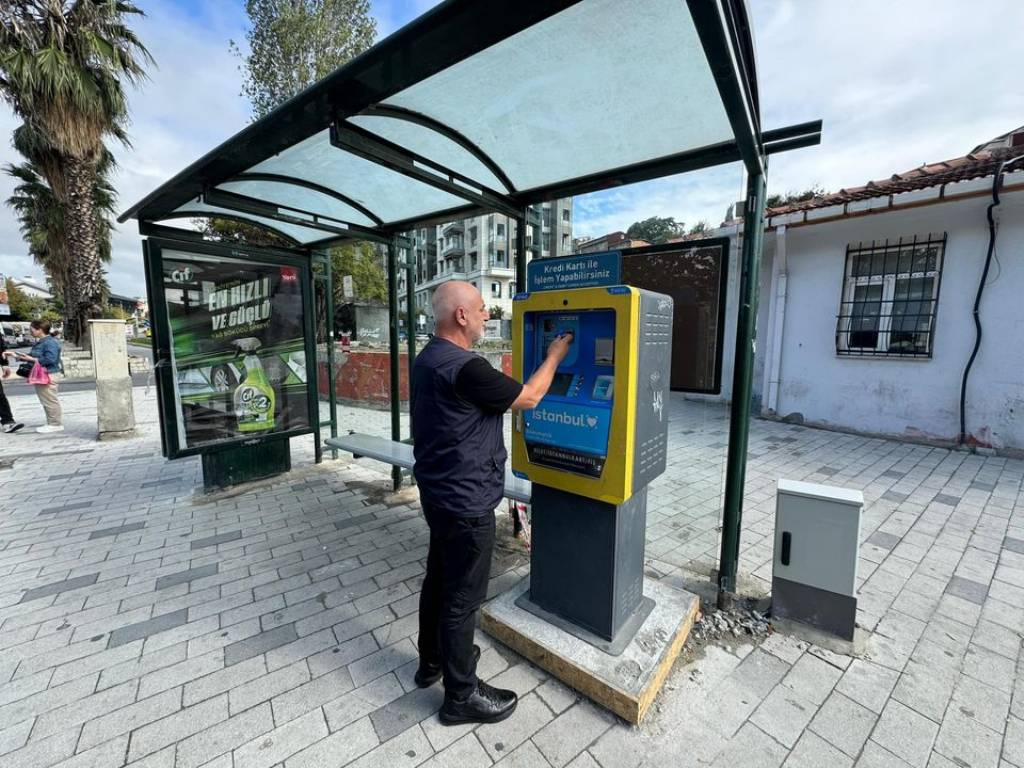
left=121, top=0, right=821, bottom=604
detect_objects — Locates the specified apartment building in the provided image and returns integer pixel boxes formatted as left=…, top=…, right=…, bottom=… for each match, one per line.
left=398, top=200, right=573, bottom=328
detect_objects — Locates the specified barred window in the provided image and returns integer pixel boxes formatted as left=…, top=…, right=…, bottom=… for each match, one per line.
left=836, top=235, right=945, bottom=358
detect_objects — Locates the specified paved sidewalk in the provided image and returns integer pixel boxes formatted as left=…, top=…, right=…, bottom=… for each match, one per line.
left=0, top=386, right=1021, bottom=768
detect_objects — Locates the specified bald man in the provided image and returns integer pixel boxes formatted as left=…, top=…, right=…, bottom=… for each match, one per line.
left=411, top=281, right=572, bottom=725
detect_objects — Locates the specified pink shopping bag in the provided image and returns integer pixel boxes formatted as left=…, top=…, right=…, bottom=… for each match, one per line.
left=27, top=362, right=51, bottom=386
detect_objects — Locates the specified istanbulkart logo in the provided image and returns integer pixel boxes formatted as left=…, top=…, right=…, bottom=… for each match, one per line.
left=533, top=408, right=599, bottom=429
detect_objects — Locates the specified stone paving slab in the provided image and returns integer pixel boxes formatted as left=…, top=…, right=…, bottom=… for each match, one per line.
left=0, top=387, right=1022, bottom=767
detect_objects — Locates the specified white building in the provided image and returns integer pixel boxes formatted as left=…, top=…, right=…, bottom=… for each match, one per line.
left=399, top=200, right=573, bottom=327
left=11, top=278, right=53, bottom=301
left=702, top=127, right=1024, bottom=454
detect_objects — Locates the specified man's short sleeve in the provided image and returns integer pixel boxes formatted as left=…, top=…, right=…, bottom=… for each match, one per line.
left=455, top=357, right=523, bottom=413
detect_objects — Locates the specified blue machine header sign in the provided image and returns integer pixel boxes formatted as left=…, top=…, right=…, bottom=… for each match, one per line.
left=527, top=251, right=621, bottom=293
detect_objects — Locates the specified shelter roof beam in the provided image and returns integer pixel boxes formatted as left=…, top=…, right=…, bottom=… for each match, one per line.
left=330, top=120, right=521, bottom=219
left=151, top=212, right=304, bottom=246
left=202, top=187, right=390, bottom=244
left=360, top=104, right=518, bottom=194
left=230, top=172, right=385, bottom=226
left=687, top=0, right=764, bottom=175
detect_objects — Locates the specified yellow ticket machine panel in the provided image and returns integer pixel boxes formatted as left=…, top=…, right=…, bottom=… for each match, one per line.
left=512, top=286, right=672, bottom=505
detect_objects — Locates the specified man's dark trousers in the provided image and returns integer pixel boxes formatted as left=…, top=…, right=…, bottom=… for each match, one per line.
left=0, top=378, right=14, bottom=425
left=418, top=506, right=495, bottom=700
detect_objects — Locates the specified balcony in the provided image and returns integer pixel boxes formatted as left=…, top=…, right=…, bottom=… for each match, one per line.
left=443, top=221, right=464, bottom=236
left=441, top=238, right=465, bottom=257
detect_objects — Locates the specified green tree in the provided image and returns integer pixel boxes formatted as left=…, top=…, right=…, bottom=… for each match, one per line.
left=489, top=305, right=504, bottom=320
left=5, top=279, right=44, bottom=320
left=196, top=217, right=293, bottom=249
left=330, top=241, right=386, bottom=303
left=765, top=184, right=828, bottom=210
left=687, top=220, right=709, bottom=236
left=626, top=216, right=685, bottom=244
left=232, top=0, right=377, bottom=120
left=5, top=124, right=117, bottom=328
left=0, top=1, right=152, bottom=345
left=212, top=0, right=376, bottom=245
left=100, top=304, right=129, bottom=320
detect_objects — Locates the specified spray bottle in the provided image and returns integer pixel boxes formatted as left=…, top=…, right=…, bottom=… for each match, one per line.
left=232, top=338, right=275, bottom=432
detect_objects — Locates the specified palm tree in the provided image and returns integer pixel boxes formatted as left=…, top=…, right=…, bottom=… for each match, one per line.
left=5, top=123, right=117, bottom=325
left=0, top=1, right=151, bottom=345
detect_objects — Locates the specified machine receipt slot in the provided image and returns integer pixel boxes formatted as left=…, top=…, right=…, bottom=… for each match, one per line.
left=522, top=310, right=616, bottom=478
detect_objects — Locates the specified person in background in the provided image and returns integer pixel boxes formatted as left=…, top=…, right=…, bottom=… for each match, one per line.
left=11, top=320, right=63, bottom=433
left=0, top=332, right=25, bottom=434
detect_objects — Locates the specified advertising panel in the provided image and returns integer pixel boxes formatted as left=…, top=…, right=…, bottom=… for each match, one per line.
left=620, top=239, right=728, bottom=393
left=154, top=245, right=313, bottom=455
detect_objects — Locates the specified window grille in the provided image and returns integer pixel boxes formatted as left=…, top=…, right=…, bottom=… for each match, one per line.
left=836, top=234, right=945, bottom=358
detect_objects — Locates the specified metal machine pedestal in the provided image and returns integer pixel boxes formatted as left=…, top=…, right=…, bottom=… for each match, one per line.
left=517, top=483, right=652, bottom=655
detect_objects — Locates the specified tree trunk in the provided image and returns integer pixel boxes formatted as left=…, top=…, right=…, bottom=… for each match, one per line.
left=64, top=156, right=103, bottom=349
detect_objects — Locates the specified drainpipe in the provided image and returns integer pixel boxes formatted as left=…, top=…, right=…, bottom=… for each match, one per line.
left=763, top=224, right=788, bottom=414
left=958, top=156, right=1022, bottom=447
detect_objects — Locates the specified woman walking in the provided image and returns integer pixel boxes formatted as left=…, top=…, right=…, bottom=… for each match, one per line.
left=12, top=320, right=63, bottom=433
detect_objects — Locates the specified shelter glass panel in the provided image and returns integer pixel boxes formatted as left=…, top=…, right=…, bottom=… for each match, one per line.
left=164, top=201, right=334, bottom=245
left=382, top=0, right=732, bottom=192
left=348, top=115, right=507, bottom=192
left=248, top=131, right=470, bottom=225
left=218, top=180, right=378, bottom=228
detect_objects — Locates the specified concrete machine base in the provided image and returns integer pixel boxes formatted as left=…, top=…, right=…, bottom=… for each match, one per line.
left=482, top=576, right=699, bottom=724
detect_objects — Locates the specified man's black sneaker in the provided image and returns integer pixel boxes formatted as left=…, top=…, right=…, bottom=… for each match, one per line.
left=1, top=422, right=24, bottom=434
left=439, top=680, right=518, bottom=725
left=414, top=645, right=480, bottom=688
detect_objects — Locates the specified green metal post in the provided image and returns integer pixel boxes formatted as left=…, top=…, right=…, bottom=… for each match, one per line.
left=717, top=170, right=766, bottom=607
left=405, top=239, right=417, bottom=437
left=387, top=236, right=403, bottom=490
left=515, top=207, right=528, bottom=293
left=324, top=251, right=338, bottom=459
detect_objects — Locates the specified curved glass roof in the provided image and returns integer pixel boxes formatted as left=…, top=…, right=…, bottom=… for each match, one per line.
left=122, top=0, right=789, bottom=247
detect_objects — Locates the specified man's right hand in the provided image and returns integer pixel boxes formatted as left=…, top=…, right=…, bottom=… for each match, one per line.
left=547, top=331, right=574, bottom=363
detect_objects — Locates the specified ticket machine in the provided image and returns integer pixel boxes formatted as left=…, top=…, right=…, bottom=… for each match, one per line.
left=512, top=285, right=673, bottom=652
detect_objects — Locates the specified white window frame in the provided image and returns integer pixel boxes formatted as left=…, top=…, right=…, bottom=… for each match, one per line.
left=836, top=235, right=945, bottom=358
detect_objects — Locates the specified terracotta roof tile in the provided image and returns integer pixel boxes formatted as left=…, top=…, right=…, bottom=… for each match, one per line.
left=768, top=145, right=1024, bottom=217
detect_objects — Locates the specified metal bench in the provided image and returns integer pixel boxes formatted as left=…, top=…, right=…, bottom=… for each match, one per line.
left=324, top=433, right=532, bottom=503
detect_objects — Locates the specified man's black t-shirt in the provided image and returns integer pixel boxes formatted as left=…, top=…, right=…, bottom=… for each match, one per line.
left=454, top=357, right=522, bottom=413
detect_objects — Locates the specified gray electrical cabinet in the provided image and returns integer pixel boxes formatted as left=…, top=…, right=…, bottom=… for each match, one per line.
left=772, top=479, right=863, bottom=640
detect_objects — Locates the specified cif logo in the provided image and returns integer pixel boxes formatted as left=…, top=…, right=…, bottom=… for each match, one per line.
left=169, top=266, right=194, bottom=283
left=533, top=407, right=599, bottom=429
left=238, top=386, right=271, bottom=413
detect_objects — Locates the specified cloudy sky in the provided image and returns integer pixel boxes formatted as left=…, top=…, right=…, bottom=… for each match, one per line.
left=1, top=0, right=1022, bottom=296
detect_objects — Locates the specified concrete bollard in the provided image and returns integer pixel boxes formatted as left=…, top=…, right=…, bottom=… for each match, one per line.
left=89, top=319, right=136, bottom=440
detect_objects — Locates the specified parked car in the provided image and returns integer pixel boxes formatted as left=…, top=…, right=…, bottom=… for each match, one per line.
left=0, top=322, right=26, bottom=348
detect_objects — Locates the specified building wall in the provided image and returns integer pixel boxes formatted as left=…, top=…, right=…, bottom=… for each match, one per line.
left=400, top=200, right=572, bottom=327
left=769, top=188, right=1024, bottom=450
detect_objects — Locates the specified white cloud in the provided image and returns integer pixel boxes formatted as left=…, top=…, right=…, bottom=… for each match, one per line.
left=3, top=0, right=1023, bottom=293
left=0, top=0, right=250, bottom=297
left=574, top=0, right=1024, bottom=236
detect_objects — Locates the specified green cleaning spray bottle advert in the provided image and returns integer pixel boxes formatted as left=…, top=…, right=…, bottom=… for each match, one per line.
left=233, top=338, right=275, bottom=432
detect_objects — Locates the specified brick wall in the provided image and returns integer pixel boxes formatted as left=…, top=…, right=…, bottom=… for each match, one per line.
left=318, top=349, right=511, bottom=405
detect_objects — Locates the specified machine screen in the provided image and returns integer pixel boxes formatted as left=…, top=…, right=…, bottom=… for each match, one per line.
left=522, top=309, right=616, bottom=478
